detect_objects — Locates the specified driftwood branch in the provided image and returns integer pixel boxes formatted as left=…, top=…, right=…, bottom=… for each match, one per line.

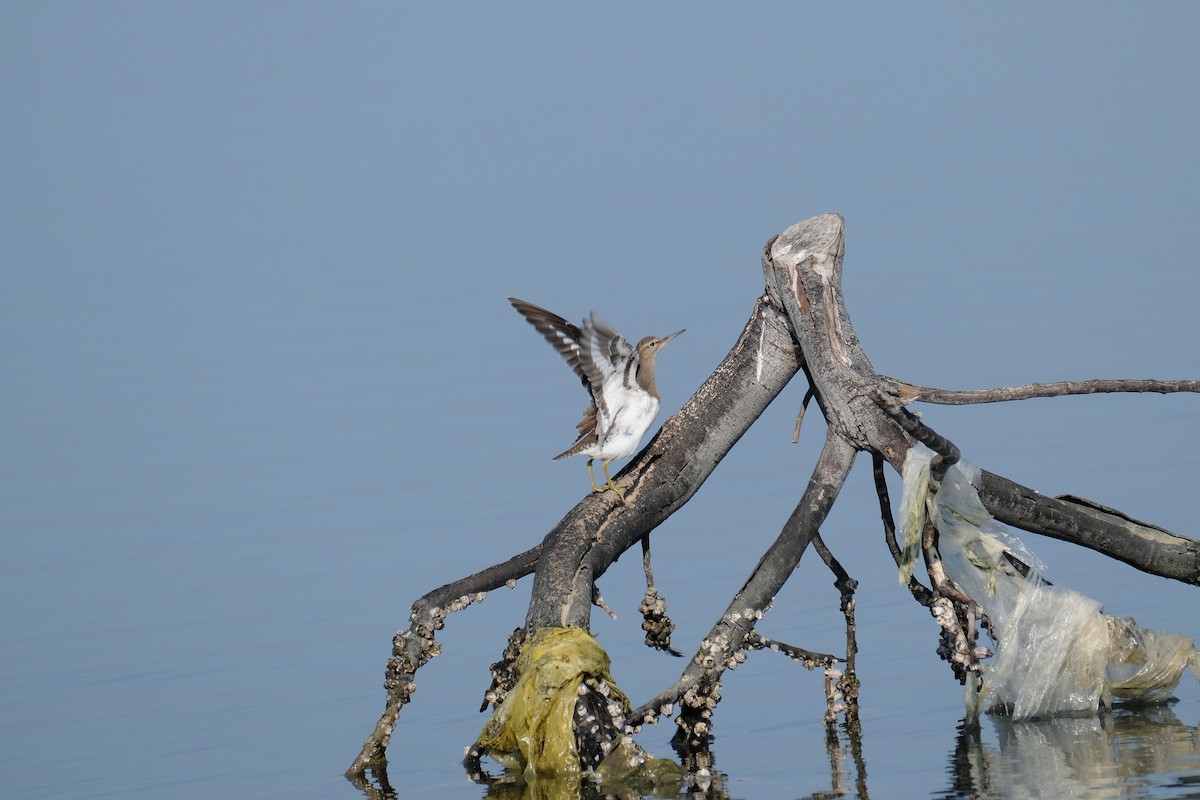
left=631, top=430, right=858, bottom=737
left=346, top=545, right=542, bottom=778
left=978, top=471, right=1200, bottom=582
left=884, top=377, right=1200, bottom=405
left=758, top=215, right=1197, bottom=584
left=348, top=297, right=802, bottom=776
left=524, top=295, right=804, bottom=632
left=347, top=212, right=1198, bottom=783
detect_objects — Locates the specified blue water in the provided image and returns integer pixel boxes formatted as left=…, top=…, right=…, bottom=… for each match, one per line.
left=3, top=258, right=1196, bottom=798
left=4, top=6, right=1199, bottom=798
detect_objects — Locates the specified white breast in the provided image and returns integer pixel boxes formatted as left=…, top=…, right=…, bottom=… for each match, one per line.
left=586, top=389, right=660, bottom=461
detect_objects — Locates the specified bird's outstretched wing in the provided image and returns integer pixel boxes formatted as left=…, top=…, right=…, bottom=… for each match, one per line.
left=510, top=297, right=624, bottom=456
left=508, top=297, right=588, bottom=385
left=578, top=311, right=634, bottom=421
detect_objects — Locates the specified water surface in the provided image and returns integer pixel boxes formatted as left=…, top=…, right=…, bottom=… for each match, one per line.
left=4, top=5, right=1199, bottom=799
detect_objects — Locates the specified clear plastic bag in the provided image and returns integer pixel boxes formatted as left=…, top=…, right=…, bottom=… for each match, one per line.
left=899, top=445, right=1199, bottom=719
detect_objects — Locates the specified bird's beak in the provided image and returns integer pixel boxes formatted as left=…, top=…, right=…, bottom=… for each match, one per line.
left=662, top=329, right=685, bottom=345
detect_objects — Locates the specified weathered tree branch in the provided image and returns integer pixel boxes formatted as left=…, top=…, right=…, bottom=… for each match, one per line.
left=631, top=431, right=857, bottom=734
left=883, top=377, right=1200, bottom=405
left=760, top=215, right=1197, bottom=584
left=348, top=296, right=804, bottom=779
left=978, top=471, right=1200, bottom=583
left=348, top=212, right=1198, bottom=784
left=346, top=545, right=542, bottom=777
left=524, top=296, right=803, bottom=632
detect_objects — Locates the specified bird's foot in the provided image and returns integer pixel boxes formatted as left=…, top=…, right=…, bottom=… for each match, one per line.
left=588, top=460, right=630, bottom=500
left=592, top=480, right=628, bottom=500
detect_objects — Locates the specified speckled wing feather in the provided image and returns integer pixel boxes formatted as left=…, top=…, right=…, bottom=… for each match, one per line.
left=509, top=297, right=617, bottom=458
left=507, top=297, right=588, bottom=385
left=579, top=311, right=634, bottom=418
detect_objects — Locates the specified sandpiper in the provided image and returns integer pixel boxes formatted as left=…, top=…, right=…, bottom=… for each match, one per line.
left=508, top=297, right=684, bottom=495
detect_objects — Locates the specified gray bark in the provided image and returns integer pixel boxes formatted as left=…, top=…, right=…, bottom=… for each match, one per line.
left=759, top=214, right=1198, bottom=582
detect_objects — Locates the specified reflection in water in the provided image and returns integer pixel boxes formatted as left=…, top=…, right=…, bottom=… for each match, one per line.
left=354, top=710, right=874, bottom=799
left=941, top=707, right=1200, bottom=799
left=468, top=714, right=869, bottom=800
left=803, top=717, right=870, bottom=800
left=352, top=703, right=1200, bottom=799
left=349, top=766, right=396, bottom=800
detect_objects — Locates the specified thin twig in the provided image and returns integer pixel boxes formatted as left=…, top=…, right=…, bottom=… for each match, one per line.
left=793, top=386, right=814, bottom=443
left=811, top=533, right=861, bottom=725
left=872, top=389, right=960, bottom=470
left=744, top=632, right=840, bottom=667
left=872, top=453, right=936, bottom=607
left=592, top=585, right=618, bottom=620
left=883, top=376, right=1200, bottom=405
left=812, top=532, right=858, bottom=596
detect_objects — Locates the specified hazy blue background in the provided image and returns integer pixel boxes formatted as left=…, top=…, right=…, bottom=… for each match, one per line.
left=3, top=4, right=1198, bottom=799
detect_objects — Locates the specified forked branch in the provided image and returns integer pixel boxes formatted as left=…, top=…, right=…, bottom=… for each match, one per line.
left=347, top=213, right=1198, bottom=785
left=630, top=431, right=857, bottom=737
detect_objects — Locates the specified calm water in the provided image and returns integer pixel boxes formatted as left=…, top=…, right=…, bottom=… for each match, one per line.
left=5, top=7, right=1199, bottom=798
left=3, top=265, right=1197, bottom=799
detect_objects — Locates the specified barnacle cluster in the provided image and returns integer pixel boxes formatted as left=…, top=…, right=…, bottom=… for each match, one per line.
left=385, top=593, right=489, bottom=702
left=638, top=586, right=680, bottom=655
left=930, top=595, right=991, bottom=686
left=479, top=627, right=526, bottom=712
left=675, top=681, right=723, bottom=747
left=575, top=677, right=639, bottom=776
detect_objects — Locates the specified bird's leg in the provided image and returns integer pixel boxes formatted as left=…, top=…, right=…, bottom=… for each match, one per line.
left=586, top=459, right=605, bottom=493
left=587, top=459, right=625, bottom=498
left=600, top=459, right=625, bottom=498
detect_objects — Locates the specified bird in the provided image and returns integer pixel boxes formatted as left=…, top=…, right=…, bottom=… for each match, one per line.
left=508, top=297, right=684, bottom=496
